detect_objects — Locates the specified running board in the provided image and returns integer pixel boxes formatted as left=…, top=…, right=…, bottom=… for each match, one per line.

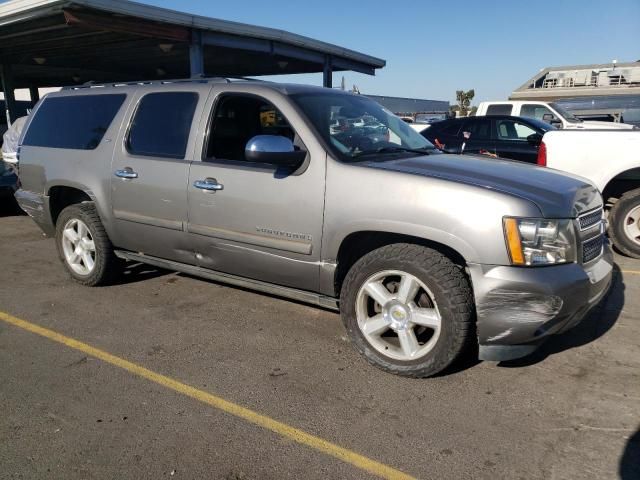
left=114, top=250, right=339, bottom=311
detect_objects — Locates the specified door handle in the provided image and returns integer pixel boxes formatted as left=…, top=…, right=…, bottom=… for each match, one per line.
left=194, top=178, right=224, bottom=192
left=114, top=168, right=138, bottom=179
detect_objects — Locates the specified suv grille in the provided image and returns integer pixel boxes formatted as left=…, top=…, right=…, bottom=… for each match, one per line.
left=578, top=209, right=603, bottom=231
left=583, top=234, right=604, bottom=263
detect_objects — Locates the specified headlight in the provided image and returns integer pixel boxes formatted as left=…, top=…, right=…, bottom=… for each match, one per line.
left=503, top=217, right=577, bottom=266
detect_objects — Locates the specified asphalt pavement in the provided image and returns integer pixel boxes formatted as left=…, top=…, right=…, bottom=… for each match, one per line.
left=1, top=206, right=639, bottom=480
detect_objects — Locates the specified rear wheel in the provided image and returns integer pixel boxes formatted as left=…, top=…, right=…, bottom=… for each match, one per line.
left=609, top=188, right=640, bottom=258
left=55, top=202, right=121, bottom=285
left=340, top=243, right=474, bottom=377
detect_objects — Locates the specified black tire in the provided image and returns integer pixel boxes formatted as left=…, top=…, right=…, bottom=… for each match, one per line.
left=340, top=243, right=474, bottom=378
left=55, top=202, right=121, bottom=286
left=608, top=188, right=640, bottom=259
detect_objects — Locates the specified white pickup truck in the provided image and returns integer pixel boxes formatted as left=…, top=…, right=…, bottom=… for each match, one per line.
left=476, top=101, right=637, bottom=130
left=539, top=130, right=640, bottom=257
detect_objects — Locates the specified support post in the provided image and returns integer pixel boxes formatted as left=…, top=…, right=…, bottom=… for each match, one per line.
left=189, top=30, right=204, bottom=78
left=323, top=55, right=332, bottom=89
left=29, top=86, right=40, bottom=103
left=0, top=64, right=17, bottom=125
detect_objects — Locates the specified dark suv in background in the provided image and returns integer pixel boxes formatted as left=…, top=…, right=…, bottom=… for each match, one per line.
left=422, top=115, right=555, bottom=163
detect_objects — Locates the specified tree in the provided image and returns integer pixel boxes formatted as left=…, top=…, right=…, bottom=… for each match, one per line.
left=455, top=89, right=475, bottom=116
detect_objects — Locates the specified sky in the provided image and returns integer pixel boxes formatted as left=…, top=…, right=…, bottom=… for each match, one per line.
left=136, top=0, right=640, bottom=105
left=2, top=0, right=639, bottom=104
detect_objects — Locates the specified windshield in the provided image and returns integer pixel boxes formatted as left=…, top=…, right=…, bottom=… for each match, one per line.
left=549, top=102, right=582, bottom=123
left=523, top=117, right=558, bottom=132
left=291, top=92, right=435, bottom=161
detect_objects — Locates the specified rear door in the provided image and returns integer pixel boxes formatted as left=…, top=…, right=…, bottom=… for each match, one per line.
left=110, top=86, right=208, bottom=263
left=186, top=88, right=326, bottom=292
left=493, top=118, right=539, bottom=163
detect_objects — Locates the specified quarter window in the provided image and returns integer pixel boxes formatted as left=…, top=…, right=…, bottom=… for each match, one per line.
left=462, top=119, right=491, bottom=140
left=485, top=104, right=512, bottom=115
left=22, top=94, right=125, bottom=150
left=127, top=92, right=198, bottom=159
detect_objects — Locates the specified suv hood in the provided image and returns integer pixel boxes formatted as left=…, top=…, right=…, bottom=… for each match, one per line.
left=359, top=153, right=601, bottom=218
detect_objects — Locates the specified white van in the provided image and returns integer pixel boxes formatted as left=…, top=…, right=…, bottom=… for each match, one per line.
left=476, top=101, right=636, bottom=130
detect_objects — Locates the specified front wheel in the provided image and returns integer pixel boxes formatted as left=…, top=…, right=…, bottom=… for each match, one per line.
left=609, top=189, right=640, bottom=259
left=340, top=244, right=474, bottom=377
left=55, top=202, right=121, bottom=286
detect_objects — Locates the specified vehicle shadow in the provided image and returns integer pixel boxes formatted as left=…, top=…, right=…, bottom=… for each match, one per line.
left=619, top=427, right=640, bottom=479
left=498, top=264, right=625, bottom=369
left=114, top=262, right=171, bottom=285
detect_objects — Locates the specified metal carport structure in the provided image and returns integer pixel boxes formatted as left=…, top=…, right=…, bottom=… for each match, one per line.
left=0, top=0, right=385, bottom=122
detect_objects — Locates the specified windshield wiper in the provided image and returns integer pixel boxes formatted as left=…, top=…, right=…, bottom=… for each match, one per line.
left=352, top=146, right=433, bottom=158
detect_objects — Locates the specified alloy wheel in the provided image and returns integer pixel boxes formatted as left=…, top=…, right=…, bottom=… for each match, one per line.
left=355, top=270, right=442, bottom=361
left=61, top=218, right=96, bottom=275
left=624, top=205, right=640, bottom=246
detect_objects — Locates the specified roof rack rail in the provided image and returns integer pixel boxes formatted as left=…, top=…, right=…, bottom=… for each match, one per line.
left=63, top=76, right=268, bottom=90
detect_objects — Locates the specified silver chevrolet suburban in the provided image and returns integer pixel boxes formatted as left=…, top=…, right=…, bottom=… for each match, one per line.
left=14, top=79, right=613, bottom=377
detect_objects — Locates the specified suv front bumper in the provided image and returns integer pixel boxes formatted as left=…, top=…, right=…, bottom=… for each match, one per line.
left=469, top=243, right=613, bottom=361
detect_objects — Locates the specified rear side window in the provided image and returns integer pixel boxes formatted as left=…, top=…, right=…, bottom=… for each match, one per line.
left=485, top=104, right=512, bottom=115
left=440, top=123, right=462, bottom=136
left=22, top=94, right=125, bottom=150
left=127, top=92, right=198, bottom=159
left=462, top=118, right=491, bottom=140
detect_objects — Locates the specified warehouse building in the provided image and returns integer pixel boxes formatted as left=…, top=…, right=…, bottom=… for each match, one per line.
left=510, top=61, right=640, bottom=125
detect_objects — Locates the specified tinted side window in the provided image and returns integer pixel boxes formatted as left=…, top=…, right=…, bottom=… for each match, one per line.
left=127, top=92, right=198, bottom=159
left=462, top=119, right=491, bottom=140
left=486, top=104, right=512, bottom=116
left=496, top=119, right=537, bottom=140
left=23, top=94, right=125, bottom=150
left=436, top=122, right=462, bottom=136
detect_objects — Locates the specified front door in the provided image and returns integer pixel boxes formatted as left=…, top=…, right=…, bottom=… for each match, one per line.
left=111, top=88, right=206, bottom=263
left=186, top=90, right=325, bottom=292
left=493, top=118, right=539, bottom=163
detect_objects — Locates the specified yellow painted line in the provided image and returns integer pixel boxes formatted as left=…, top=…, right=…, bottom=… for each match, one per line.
left=0, top=311, right=415, bottom=480
left=620, top=270, right=640, bottom=275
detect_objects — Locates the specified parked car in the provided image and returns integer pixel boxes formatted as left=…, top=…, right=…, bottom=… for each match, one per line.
left=15, top=80, right=612, bottom=377
left=538, top=129, right=640, bottom=258
left=476, top=101, right=637, bottom=130
left=415, top=113, right=447, bottom=124
left=1, top=115, right=28, bottom=200
left=421, top=115, right=555, bottom=163
left=410, top=113, right=448, bottom=133
left=0, top=158, right=18, bottom=199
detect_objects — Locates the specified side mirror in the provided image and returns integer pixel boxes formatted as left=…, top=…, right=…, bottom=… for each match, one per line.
left=542, top=113, right=554, bottom=122
left=527, top=133, right=543, bottom=145
left=245, top=135, right=307, bottom=167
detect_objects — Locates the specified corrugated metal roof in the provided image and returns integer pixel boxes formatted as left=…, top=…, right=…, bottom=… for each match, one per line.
left=0, top=0, right=385, bottom=68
